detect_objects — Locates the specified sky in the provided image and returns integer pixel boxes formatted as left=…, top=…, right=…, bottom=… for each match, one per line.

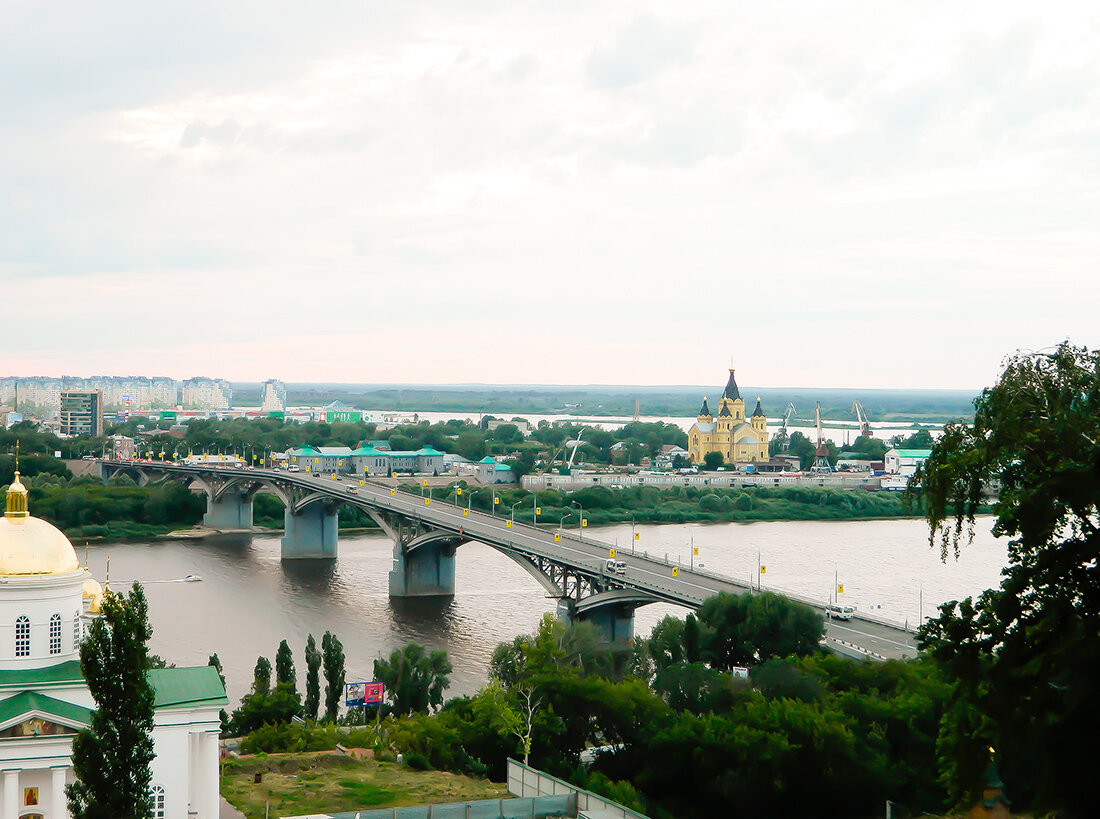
left=2, top=1, right=1098, bottom=389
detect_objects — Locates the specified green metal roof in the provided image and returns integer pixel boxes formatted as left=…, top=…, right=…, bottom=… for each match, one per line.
left=149, top=666, right=228, bottom=709
left=479, top=456, right=497, bottom=463
left=289, top=446, right=320, bottom=456
left=0, top=661, right=83, bottom=690
left=350, top=447, right=387, bottom=457
left=890, top=449, right=933, bottom=457
left=0, top=663, right=226, bottom=712
left=0, top=691, right=92, bottom=727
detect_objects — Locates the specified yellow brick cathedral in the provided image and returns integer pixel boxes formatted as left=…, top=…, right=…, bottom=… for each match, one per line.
left=688, top=369, right=769, bottom=465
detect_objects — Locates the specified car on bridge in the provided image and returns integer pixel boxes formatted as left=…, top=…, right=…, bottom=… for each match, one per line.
left=605, top=559, right=627, bottom=575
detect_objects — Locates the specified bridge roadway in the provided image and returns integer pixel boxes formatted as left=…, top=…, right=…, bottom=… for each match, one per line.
left=107, top=462, right=919, bottom=660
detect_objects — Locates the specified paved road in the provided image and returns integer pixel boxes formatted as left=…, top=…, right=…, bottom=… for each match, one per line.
left=106, top=462, right=920, bottom=660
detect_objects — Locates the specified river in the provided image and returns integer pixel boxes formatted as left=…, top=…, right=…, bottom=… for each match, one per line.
left=89, top=517, right=1006, bottom=705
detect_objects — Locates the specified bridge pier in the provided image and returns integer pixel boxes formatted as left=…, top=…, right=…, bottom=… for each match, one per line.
left=203, top=493, right=254, bottom=530
left=282, top=505, right=338, bottom=559
left=557, top=600, right=635, bottom=646
left=389, top=541, right=456, bottom=598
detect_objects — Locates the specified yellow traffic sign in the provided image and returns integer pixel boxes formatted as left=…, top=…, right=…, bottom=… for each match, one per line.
left=838, top=583, right=844, bottom=594
left=463, top=509, right=469, bottom=516
left=760, top=565, right=766, bottom=574
left=581, top=519, right=588, bottom=527
left=673, top=567, right=679, bottom=577
left=554, top=533, right=560, bottom=542
left=693, top=547, right=699, bottom=556
left=634, top=532, right=640, bottom=540
left=425, top=498, right=431, bottom=506
left=609, top=549, right=615, bottom=558
left=535, top=507, right=542, bottom=515
left=506, top=521, right=512, bottom=528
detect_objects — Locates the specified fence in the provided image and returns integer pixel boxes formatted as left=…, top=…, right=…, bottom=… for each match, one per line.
left=284, top=794, right=573, bottom=819
left=507, top=759, right=650, bottom=819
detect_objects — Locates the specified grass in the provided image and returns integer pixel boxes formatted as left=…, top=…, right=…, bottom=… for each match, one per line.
left=221, top=752, right=509, bottom=819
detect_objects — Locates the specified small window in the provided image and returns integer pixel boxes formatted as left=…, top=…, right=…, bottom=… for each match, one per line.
left=150, top=785, right=165, bottom=819
left=15, top=616, right=29, bottom=657
left=49, top=614, right=62, bottom=655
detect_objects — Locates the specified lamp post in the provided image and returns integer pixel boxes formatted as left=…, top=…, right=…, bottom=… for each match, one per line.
left=510, top=500, right=524, bottom=525
left=571, top=501, right=585, bottom=541
left=629, top=512, right=637, bottom=554
left=559, top=512, right=575, bottom=537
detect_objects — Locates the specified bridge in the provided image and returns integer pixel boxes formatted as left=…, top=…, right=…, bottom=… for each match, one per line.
left=98, top=461, right=918, bottom=660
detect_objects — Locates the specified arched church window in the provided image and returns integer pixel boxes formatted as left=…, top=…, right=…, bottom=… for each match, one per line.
left=15, top=616, right=30, bottom=657
left=150, top=785, right=165, bottom=818
left=49, top=614, right=62, bottom=655
left=74, top=611, right=82, bottom=649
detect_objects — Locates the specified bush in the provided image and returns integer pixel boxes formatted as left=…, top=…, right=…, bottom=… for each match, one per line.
left=403, top=751, right=432, bottom=770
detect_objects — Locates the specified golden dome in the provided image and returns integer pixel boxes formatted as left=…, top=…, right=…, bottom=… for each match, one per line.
left=88, top=591, right=106, bottom=614
left=0, top=474, right=81, bottom=576
left=82, top=578, right=103, bottom=599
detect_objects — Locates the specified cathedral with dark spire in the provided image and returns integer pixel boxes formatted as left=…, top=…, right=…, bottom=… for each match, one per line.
left=688, top=368, right=769, bottom=464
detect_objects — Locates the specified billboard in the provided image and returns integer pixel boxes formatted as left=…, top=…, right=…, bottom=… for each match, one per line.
left=326, top=410, right=362, bottom=423
left=159, top=411, right=177, bottom=422
left=267, top=411, right=285, bottom=421
left=346, top=681, right=384, bottom=707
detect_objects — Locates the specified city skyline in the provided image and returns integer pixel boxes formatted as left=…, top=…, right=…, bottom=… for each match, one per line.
left=4, top=2, right=1098, bottom=389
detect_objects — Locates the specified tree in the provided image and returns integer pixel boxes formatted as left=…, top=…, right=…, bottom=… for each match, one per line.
left=321, top=631, right=345, bottom=722
left=275, top=639, right=297, bottom=697
left=912, top=343, right=1100, bottom=815
left=252, top=656, right=272, bottom=695
left=209, top=654, right=229, bottom=732
left=231, top=684, right=302, bottom=735
left=67, top=584, right=156, bottom=819
left=702, top=451, right=723, bottom=471
left=373, top=642, right=453, bottom=716
left=304, top=634, right=321, bottom=721
left=697, top=591, right=824, bottom=669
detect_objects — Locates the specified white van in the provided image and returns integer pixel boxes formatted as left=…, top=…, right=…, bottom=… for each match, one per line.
left=605, top=559, right=627, bottom=575
left=825, top=604, right=855, bottom=621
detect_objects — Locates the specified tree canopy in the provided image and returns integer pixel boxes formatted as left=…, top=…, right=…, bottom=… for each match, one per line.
left=67, top=585, right=156, bottom=819
left=912, top=342, right=1100, bottom=815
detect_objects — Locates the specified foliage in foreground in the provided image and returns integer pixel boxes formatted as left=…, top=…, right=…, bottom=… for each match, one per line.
left=67, top=585, right=156, bottom=819
left=912, top=342, right=1100, bottom=816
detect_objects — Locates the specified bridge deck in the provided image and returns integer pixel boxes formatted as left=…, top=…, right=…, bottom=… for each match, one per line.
left=102, top=462, right=918, bottom=660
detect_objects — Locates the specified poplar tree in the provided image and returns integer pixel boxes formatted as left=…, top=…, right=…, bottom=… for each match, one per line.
left=275, top=639, right=297, bottom=697
left=67, top=584, right=156, bottom=819
left=304, top=634, right=321, bottom=720
left=321, top=631, right=346, bottom=722
left=252, top=656, right=272, bottom=695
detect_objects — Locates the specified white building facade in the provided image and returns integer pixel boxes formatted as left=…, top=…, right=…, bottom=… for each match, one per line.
left=0, top=474, right=226, bottom=818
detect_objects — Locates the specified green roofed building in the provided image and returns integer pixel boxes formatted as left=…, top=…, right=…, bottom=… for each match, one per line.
left=285, top=445, right=444, bottom=476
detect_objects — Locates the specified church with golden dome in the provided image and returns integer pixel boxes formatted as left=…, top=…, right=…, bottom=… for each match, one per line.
left=0, top=471, right=226, bottom=818
left=687, top=369, right=770, bottom=465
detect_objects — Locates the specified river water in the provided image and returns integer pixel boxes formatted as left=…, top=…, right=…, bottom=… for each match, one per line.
left=90, top=517, right=1006, bottom=705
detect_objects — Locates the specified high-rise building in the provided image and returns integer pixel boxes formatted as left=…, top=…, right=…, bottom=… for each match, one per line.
left=180, top=378, right=232, bottom=410
left=260, top=379, right=287, bottom=413
left=59, top=391, right=103, bottom=436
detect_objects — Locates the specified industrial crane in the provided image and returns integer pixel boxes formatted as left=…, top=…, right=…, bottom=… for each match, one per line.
left=850, top=399, right=873, bottom=439
left=779, top=402, right=797, bottom=451
left=810, top=402, right=834, bottom=473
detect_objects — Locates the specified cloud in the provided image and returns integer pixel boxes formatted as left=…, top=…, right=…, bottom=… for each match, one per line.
left=586, top=13, right=696, bottom=89
left=1, top=1, right=1098, bottom=389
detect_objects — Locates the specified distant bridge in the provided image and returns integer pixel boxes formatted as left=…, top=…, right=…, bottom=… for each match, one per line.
left=98, top=461, right=918, bottom=659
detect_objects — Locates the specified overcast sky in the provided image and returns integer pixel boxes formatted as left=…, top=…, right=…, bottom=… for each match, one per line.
left=3, top=1, right=1097, bottom=389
